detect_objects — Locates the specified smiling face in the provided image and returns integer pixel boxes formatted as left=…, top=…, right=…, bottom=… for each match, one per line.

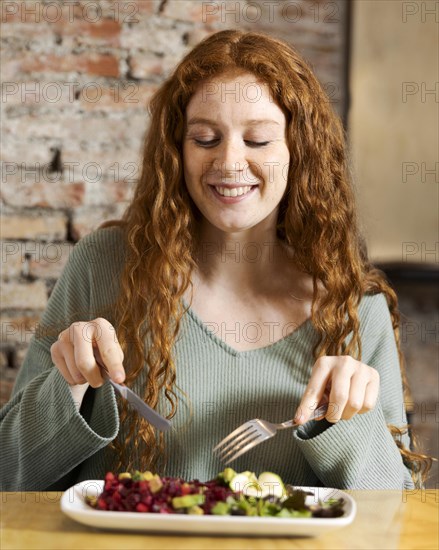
left=183, top=72, right=290, bottom=237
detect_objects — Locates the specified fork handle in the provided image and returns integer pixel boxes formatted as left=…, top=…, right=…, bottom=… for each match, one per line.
left=280, top=403, right=329, bottom=429
left=278, top=419, right=297, bottom=429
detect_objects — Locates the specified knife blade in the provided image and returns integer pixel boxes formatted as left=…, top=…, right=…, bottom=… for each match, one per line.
left=107, top=378, right=171, bottom=432
left=95, top=354, right=171, bottom=432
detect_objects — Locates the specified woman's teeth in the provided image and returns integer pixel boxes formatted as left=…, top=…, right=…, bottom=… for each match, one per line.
left=214, top=186, right=253, bottom=197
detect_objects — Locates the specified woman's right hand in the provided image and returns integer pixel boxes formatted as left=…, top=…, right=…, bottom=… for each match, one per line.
left=50, top=318, right=125, bottom=388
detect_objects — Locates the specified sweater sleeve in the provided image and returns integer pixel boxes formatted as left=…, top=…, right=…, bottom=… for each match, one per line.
left=292, top=293, right=414, bottom=489
left=0, top=233, right=120, bottom=491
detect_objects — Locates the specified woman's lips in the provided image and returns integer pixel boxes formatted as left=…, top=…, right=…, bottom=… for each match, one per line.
left=208, top=184, right=258, bottom=203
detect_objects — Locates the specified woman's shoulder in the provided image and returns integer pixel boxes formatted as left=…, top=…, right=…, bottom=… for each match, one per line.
left=358, top=291, right=389, bottom=310
left=357, top=292, right=395, bottom=343
left=358, top=292, right=390, bottom=319
left=72, top=224, right=127, bottom=263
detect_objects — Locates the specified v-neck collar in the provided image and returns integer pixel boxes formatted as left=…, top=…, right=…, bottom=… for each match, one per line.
left=181, top=298, right=314, bottom=358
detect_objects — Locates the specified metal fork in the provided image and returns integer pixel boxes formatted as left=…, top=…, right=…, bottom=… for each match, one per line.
left=213, top=404, right=328, bottom=464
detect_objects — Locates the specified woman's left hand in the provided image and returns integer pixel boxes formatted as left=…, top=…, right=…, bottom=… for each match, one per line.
left=294, top=355, right=380, bottom=425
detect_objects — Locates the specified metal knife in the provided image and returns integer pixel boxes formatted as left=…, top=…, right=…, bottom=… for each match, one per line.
left=96, top=357, right=171, bottom=432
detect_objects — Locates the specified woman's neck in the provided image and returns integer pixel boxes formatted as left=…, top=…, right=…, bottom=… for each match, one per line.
left=192, top=224, right=296, bottom=298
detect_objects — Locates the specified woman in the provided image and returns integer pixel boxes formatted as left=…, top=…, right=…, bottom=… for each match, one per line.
left=1, top=30, right=431, bottom=491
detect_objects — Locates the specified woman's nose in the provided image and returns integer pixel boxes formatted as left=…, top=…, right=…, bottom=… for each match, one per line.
left=213, top=138, right=246, bottom=175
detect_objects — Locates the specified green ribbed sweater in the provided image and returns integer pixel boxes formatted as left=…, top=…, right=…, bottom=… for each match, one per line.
left=1, top=227, right=414, bottom=491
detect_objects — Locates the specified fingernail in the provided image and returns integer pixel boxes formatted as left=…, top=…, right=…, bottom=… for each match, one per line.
left=114, top=372, right=125, bottom=383
left=294, top=413, right=304, bottom=424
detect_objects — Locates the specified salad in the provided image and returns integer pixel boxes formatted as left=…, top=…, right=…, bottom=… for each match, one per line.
left=86, top=468, right=345, bottom=518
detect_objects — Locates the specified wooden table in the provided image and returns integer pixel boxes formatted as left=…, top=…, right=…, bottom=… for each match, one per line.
left=1, top=490, right=438, bottom=549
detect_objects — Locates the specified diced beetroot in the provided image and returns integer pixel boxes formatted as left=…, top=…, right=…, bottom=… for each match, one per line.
left=97, top=498, right=107, bottom=510
left=88, top=472, right=236, bottom=515
left=180, top=483, right=191, bottom=496
left=136, top=502, right=149, bottom=513
left=138, top=481, right=149, bottom=492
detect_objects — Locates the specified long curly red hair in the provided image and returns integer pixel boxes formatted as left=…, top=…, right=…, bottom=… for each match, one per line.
left=103, top=30, right=431, bottom=485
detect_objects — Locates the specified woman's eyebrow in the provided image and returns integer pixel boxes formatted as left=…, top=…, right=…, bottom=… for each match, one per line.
left=186, top=117, right=280, bottom=127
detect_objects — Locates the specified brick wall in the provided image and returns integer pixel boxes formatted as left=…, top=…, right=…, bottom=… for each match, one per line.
left=0, top=0, right=348, bottom=402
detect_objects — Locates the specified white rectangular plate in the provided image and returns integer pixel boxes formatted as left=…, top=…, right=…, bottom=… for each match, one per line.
left=61, top=480, right=356, bottom=537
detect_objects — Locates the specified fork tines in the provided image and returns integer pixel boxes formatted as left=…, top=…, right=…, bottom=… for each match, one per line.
left=213, top=420, right=267, bottom=464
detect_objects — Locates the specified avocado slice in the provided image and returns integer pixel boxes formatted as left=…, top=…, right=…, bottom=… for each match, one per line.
left=172, top=494, right=205, bottom=509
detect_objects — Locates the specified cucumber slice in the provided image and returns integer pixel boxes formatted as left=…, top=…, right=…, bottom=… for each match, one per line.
left=229, top=471, right=286, bottom=499
left=229, top=472, right=261, bottom=497
left=257, top=472, right=286, bottom=499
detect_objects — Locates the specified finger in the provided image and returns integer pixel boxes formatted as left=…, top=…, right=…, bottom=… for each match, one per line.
left=62, top=338, right=89, bottom=385
left=326, top=364, right=353, bottom=423
left=359, top=370, right=380, bottom=413
left=91, top=319, right=125, bottom=383
left=73, top=342, right=104, bottom=389
left=314, top=392, right=330, bottom=420
left=71, top=321, right=110, bottom=388
left=57, top=359, right=78, bottom=386
left=294, top=358, right=333, bottom=424
left=51, top=343, right=77, bottom=386
left=341, top=371, right=368, bottom=420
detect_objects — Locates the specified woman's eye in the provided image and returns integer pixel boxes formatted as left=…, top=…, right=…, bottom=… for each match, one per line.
left=194, top=138, right=270, bottom=147
left=194, top=139, right=219, bottom=147
left=245, top=141, right=270, bottom=147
